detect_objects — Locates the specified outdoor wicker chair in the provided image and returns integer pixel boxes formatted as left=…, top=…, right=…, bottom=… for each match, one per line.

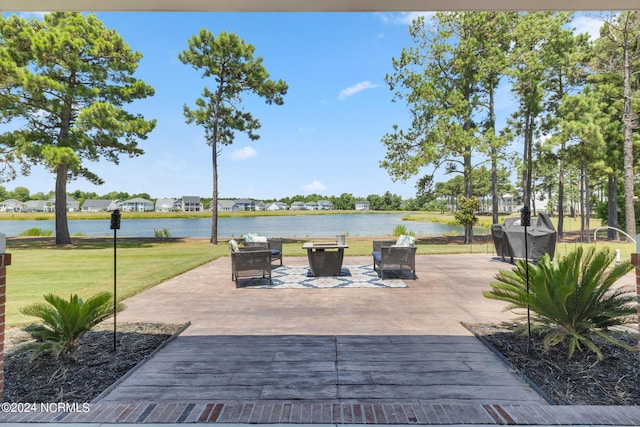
left=242, top=237, right=283, bottom=266
left=229, top=240, right=272, bottom=286
left=371, top=240, right=417, bottom=279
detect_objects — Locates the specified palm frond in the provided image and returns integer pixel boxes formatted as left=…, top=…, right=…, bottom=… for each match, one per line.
left=484, top=247, right=635, bottom=360
left=20, top=291, right=121, bottom=360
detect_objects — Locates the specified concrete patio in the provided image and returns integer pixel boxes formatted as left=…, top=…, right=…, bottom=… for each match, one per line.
left=2, top=253, right=639, bottom=424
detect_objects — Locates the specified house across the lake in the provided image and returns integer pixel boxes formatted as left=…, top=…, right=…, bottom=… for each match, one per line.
left=121, top=197, right=154, bottom=212
left=0, top=199, right=24, bottom=212
left=82, top=199, right=120, bottom=212
left=155, top=198, right=177, bottom=212
left=181, top=196, right=203, bottom=212
left=355, top=200, right=370, bottom=211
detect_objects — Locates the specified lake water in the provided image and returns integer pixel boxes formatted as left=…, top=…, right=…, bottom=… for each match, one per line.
left=0, top=213, right=465, bottom=238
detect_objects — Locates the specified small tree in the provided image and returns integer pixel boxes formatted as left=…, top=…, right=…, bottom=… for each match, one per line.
left=0, top=13, right=156, bottom=245
left=179, top=30, right=288, bottom=244
left=454, top=196, right=480, bottom=242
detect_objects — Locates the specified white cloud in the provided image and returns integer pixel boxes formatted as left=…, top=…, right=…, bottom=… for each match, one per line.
left=571, top=13, right=607, bottom=41
left=338, top=81, right=379, bottom=101
left=304, top=180, right=326, bottom=192
left=228, top=146, right=257, bottom=160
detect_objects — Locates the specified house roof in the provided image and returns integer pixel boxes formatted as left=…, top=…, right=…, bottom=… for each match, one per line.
left=124, top=197, right=153, bottom=204
left=50, top=195, right=78, bottom=203
left=1, top=199, right=24, bottom=206
left=82, top=200, right=114, bottom=209
left=182, top=196, right=201, bottom=204
left=156, top=198, right=175, bottom=207
left=218, top=200, right=235, bottom=209
left=25, top=200, right=49, bottom=208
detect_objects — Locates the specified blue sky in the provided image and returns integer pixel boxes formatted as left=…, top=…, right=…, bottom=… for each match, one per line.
left=3, top=11, right=605, bottom=200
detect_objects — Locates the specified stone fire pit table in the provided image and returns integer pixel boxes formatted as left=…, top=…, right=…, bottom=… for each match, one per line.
left=302, top=242, right=349, bottom=276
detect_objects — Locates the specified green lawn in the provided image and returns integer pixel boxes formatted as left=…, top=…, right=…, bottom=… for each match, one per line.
left=5, top=238, right=225, bottom=326
left=3, top=235, right=636, bottom=327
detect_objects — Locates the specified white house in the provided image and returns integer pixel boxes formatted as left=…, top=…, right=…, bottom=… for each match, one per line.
left=50, top=196, right=80, bottom=212
left=0, top=199, right=24, bottom=212
left=155, top=198, right=177, bottom=212
left=182, top=196, right=203, bottom=212
left=82, top=199, right=120, bottom=212
left=355, top=200, right=370, bottom=211
left=217, top=200, right=235, bottom=212
left=121, top=197, right=154, bottom=212
left=498, top=193, right=519, bottom=213
left=266, top=202, right=288, bottom=211
left=317, top=200, right=334, bottom=210
left=24, top=200, right=54, bottom=212
left=290, top=201, right=306, bottom=210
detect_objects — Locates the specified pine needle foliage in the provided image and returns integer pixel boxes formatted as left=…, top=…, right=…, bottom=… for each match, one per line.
left=20, top=292, right=122, bottom=360
left=484, top=247, right=636, bottom=360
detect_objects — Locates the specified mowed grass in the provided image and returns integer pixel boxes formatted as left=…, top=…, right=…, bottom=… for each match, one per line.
left=5, top=238, right=226, bottom=326
left=3, top=234, right=636, bottom=327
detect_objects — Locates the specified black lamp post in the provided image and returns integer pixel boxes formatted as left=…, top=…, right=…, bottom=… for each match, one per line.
left=110, top=209, right=121, bottom=352
left=520, top=205, right=531, bottom=351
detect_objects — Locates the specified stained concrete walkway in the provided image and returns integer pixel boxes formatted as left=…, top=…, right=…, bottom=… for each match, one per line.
left=2, top=253, right=639, bottom=424
left=99, top=254, right=544, bottom=405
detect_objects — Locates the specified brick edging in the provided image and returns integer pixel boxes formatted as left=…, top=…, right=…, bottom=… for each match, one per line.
left=2, top=402, right=640, bottom=425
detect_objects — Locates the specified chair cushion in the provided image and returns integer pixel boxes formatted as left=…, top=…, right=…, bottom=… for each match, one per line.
left=228, top=239, right=239, bottom=253
left=271, top=249, right=281, bottom=256
left=395, top=235, right=415, bottom=247
left=372, top=251, right=382, bottom=263
left=244, top=233, right=267, bottom=243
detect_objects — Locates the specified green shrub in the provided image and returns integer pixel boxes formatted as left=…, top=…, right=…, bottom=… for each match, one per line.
left=483, top=247, right=636, bottom=360
left=393, top=224, right=414, bottom=237
left=20, top=292, right=123, bottom=360
left=154, top=228, right=171, bottom=238
left=18, top=227, right=53, bottom=237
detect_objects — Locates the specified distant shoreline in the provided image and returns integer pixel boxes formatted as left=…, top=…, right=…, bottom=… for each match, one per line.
left=0, top=209, right=407, bottom=221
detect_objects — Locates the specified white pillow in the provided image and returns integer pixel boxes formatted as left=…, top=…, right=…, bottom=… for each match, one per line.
left=243, top=233, right=258, bottom=242
left=228, top=239, right=239, bottom=253
left=395, top=234, right=415, bottom=247
left=243, top=233, right=268, bottom=243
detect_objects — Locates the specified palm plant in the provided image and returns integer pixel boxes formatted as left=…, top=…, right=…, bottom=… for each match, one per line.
left=484, top=247, right=636, bottom=359
left=393, top=224, right=414, bottom=237
left=21, top=292, right=122, bottom=360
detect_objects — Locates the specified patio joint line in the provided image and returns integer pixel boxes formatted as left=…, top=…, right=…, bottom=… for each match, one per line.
left=334, top=335, right=341, bottom=402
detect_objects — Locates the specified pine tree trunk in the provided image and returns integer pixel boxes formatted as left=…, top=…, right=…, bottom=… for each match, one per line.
left=557, top=147, right=565, bottom=239
left=585, top=165, right=591, bottom=243
left=464, top=152, right=473, bottom=245
left=607, top=175, right=619, bottom=240
left=210, top=141, right=219, bottom=245
left=55, top=164, right=71, bottom=246
left=622, top=36, right=636, bottom=241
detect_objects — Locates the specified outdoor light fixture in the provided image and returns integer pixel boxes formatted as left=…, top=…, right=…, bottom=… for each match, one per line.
left=520, top=205, right=531, bottom=352
left=110, top=209, right=121, bottom=351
